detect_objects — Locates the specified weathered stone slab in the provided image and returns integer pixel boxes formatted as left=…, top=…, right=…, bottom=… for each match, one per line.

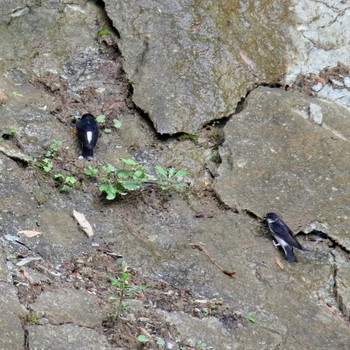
left=0, top=282, right=27, bottom=350
left=287, top=1, right=350, bottom=85
left=27, top=324, right=112, bottom=350
left=104, top=1, right=292, bottom=134
left=30, top=287, right=107, bottom=327
left=215, top=87, right=350, bottom=250
left=19, top=209, right=94, bottom=263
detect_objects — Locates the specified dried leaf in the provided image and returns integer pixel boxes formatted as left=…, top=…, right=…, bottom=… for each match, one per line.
left=223, top=270, right=236, bottom=277
left=18, top=230, right=42, bottom=238
left=73, top=210, right=94, bottom=238
left=239, top=52, right=257, bottom=71
left=325, top=303, right=350, bottom=327
left=316, top=76, right=326, bottom=84
left=140, top=328, right=152, bottom=338
left=19, top=268, right=33, bottom=283
left=195, top=212, right=214, bottom=219
left=275, top=256, right=285, bottom=270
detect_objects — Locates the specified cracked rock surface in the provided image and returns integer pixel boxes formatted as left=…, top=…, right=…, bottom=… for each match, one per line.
left=215, top=87, right=350, bottom=251
left=103, top=0, right=292, bottom=134
left=0, top=0, right=350, bottom=349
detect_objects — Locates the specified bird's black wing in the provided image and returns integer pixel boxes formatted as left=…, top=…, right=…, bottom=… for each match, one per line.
left=269, top=219, right=304, bottom=250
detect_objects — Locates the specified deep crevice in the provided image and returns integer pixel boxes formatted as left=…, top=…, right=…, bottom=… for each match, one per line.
left=90, top=0, right=120, bottom=38
left=24, top=328, right=29, bottom=350
left=243, top=209, right=264, bottom=223
left=92, top=0, right=289, bottom=141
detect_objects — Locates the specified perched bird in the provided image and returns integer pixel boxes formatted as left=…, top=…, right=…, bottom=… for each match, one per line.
left=266, top=212, right=308, bottom=263
left=76, top=114, right=99, bottom=159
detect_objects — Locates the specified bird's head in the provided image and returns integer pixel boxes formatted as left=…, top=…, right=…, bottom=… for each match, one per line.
left=266, top=212, right=280, bottom=224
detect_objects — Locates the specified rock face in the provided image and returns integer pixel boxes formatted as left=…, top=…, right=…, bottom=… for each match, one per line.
left=104, top=0, right=292, bottom=134
left=0, top=1, right=350, bottom=349
left=215, top=87, right=350, bottom=250
left=287, top=1, right=350, bottom=84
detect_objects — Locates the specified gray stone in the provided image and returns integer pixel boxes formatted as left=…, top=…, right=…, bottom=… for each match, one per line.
left=287, top=0, right=350, bottom=84
left=0, top=141, right=31, bottom=163
left=0, top=153, right=38, bottom=215
left=0, top=282, right=27, bottom=350
left=20, top=209, right=94, bottom=263
left=104, top=0, right=292, bottom=134
left=0, top=244, right=8, bottom=282
left=215, top=87, right=350, bottom=251
left=27, top=324, right=112, bottom=350
left=309, top=102, right=323, bottom=125
left=30, top=287, right=107, bottom=327
left=0, top=1, right=349, bottom=350
left=334, top=251, right=350, bottom=320
left=344, top=77, right=350, bottom=88
left=161, top=311, right=237, bottom=349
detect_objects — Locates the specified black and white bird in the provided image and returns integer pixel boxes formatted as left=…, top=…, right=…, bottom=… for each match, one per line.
left=76, top=114, right=99, bottom=159
left=266, top=212, right=308, bottom=263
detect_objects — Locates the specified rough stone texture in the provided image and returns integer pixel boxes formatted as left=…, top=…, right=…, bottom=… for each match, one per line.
left=0, top=0, right=119, bottom=156
left=334, top=250, right=350, bottom=320
left=287, top=1, right=350, bottom=84
left=20, top=210, right=94, bottom=262
left=104, top=0, right=292, bottom=134
left=148, top=205, right=350, bottom=349
left=215, top=87, right=350, bottom=251
left=0, top=153, right=38, bottom=215
left=0, top=282, right=27, bottom=350
left=0, top=244, right=8, bottom=282
left=0, top=1, right=349, bottom=349
left=287, top=1, right=350, bottom=113
left=27, top=324, right=112, bottom=350
left=161, top=311, right=238, bottom=349
left=30, top=287, right=107, bottom=327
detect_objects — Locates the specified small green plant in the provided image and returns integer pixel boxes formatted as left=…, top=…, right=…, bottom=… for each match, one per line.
left=113, top=119, right=122, bottom=129
left=98, top=28, right=111, bottom=36
left=28, top=313, right=40, bottom=325
left=85, top=166, right=99, bottom=178
left=11, top=91, right=23, bottom=97
left=247, top=312, right=256, bottom=323
left=7, top=128, right=17, bottom=135
left=156, top=338, right=166, bottom=346
left=100, top=184, right=125, bottom=199
left=155, top=166, right=189, bottom=191
left=96, top=114, right=106, bottom=124
left=99, top=159, right=155, bottom=200
left=0, top=137, right=4, bottom=142
left=103, top=164, right=116, bottom=175
left=117, top=158, right=155, bottom=191
left=65, top=176, right=77, bottom=186
left=53, top=173, right=65, bottom=180
left=108, top=260, right=145, bottom=318
left=137, top=334, right=149, bottom=344
left=42, top=158, right=53, bottom=173
left=95, top=115, right=116, bottom=134
left=53, top=174, right=77, bottom=191
left=46, top=140, right=63, bottom=158
left=195, top=342, right=208, bottom=348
